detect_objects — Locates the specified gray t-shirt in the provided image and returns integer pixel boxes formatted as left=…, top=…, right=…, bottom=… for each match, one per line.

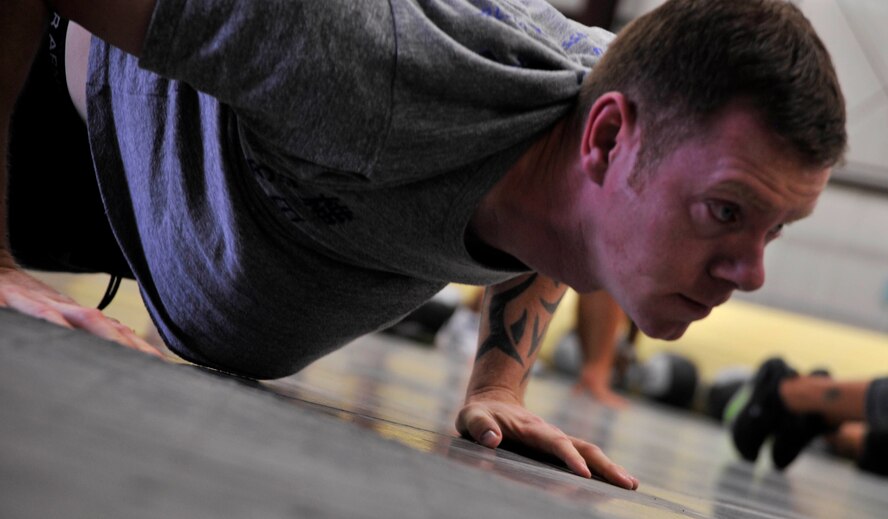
left=85, top=0, right=613, bottom=378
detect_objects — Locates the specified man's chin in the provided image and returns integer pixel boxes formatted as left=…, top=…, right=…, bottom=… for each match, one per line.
left=637, top=319, right=691, bottom=341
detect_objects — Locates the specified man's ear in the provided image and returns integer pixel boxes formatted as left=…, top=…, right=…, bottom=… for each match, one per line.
left=580, top=92, right=636, bottom=186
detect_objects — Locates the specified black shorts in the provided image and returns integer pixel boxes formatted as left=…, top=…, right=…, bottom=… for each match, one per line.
left=7, top=15, right=131, bottom=278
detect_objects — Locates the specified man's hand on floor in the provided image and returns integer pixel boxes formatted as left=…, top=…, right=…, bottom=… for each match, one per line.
left=0, top=253, right=164, bottom=359
left=455, top=387, right=639, bottom=490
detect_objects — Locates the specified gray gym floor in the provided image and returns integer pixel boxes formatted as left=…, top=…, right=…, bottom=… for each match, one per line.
left=2, top=308, right=885, bottom=518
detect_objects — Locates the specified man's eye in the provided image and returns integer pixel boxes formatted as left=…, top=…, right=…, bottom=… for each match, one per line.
left=768, top=223, right=785, bottom=240
left=708, top=201, right=740, bottom=224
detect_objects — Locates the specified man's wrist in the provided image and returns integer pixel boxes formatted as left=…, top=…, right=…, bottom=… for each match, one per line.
left=0, top=247, right=18, bottom=269
left=465, top=383, right=524, bottom=406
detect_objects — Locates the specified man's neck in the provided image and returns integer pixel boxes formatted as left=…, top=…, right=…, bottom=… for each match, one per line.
left=469, top=118, right=580, bottom=267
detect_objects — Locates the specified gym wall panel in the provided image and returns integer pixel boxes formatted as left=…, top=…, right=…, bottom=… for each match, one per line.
left=802, top=0, right=888, bottom=192
left=846, top=103, right=888, bottom=178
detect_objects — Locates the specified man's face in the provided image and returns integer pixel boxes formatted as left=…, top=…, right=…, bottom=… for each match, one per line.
left=581, top=106, right=830, bottom=340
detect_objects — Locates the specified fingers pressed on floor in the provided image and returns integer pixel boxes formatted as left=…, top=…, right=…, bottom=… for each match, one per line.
left=3, top=290, right=74, bottom=328
left=52, top=304, right=147, bottom=349
left=573, top=439, right=638, bottom=490
left=120, top=329, right=166, bottom=359
left=546, top=435, right=592, bottom=478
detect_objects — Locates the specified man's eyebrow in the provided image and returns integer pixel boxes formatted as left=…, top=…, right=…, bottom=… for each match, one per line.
left=716, top=180, right=814, bottom=223
left=716, top=181, right=775, bottom=213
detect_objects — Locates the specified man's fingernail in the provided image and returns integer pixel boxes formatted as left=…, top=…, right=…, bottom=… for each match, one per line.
left=480, top=430, right=497, bottom=446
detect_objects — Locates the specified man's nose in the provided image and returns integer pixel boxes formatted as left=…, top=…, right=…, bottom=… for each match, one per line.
left=709, top=239, right=766, bottom=292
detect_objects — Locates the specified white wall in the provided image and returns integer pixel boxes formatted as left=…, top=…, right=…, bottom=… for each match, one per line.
left=803, top=0, right=888, bottom=191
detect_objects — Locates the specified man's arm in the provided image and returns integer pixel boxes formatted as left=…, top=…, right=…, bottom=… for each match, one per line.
left=0, top=0, right=161, bottom=357
left=1, top=1, right=47, bottom=257
left=455, top=273, right=638, bottom=489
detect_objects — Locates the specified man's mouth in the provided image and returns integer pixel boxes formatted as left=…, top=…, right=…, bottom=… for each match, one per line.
left=678, top=294, right=714, bottom=318
left=678, top=290, right=734, bottom=319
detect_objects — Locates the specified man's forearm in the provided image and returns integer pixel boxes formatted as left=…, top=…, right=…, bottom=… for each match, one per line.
left=467, top=273, right=568, bottom=400
left=457, top=274, right=639, bottom=489
left=2, top=119, right=9, bottom=256
left=2, top=0, right=156, bottom=258
left=1, top=0, right=49, bottom=257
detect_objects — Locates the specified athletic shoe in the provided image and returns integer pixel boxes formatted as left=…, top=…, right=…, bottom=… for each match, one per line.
left=770, top=369, right=836, bottom=470
left=727, top=357, right=797, bottom=462
left=858, top=430, right=888, bottom=476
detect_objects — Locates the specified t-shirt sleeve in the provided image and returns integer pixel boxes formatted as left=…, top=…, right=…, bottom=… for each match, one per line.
left=139, top=0, right=396, bottom=174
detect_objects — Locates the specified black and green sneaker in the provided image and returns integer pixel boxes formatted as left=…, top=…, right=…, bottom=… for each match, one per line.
left=771, top=369, right=836, bottom=470
left=725, top=357, right=796, bottom=462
